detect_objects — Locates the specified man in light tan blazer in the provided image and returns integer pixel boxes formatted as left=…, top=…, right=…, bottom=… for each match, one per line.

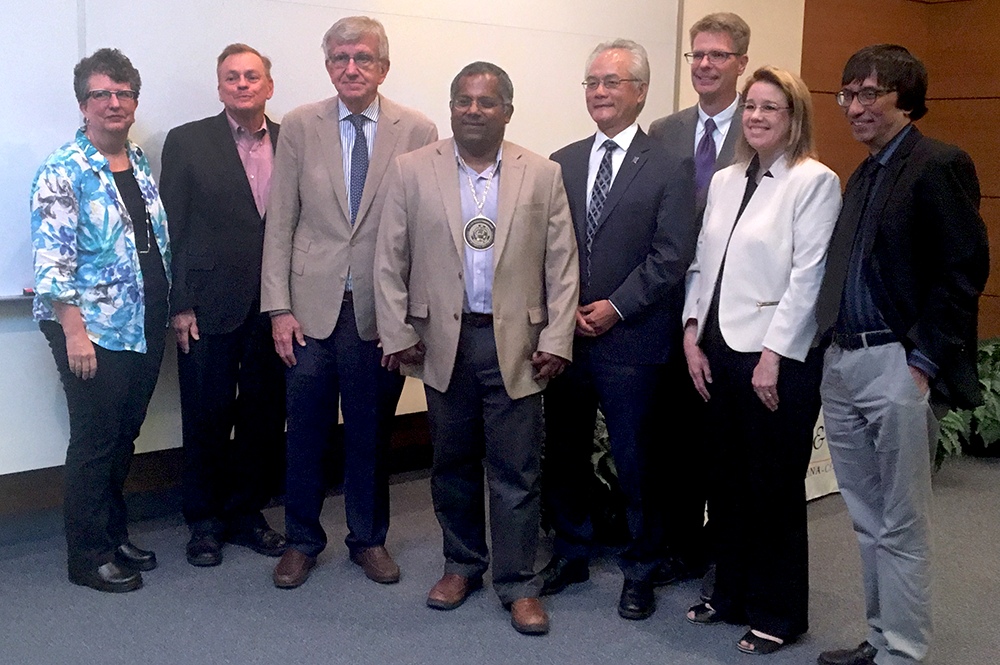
left=260, top=16, right=436, bottom=590
left=375, top=62, right=578, bottom=635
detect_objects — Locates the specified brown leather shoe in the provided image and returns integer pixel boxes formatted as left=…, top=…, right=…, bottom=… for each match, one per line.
left=272, top=549, right=316, bottom=589
left=426, top=573, right=482, bottom=610
left=509, top=597, right=550, bottom=635
left=350, top=545, right=400, bottom=584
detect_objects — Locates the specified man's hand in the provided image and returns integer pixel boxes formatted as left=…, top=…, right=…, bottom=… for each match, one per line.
left=909, top=365, right=930, bottom=396
left=574, top=307, right=596, bottom=337
left=271, top=312, right=305, bottom=367
left=172, top=309, right=200, bottom=354
left=751, top=347, right=781, bottom=412
left=578, top=300, right=620, bottom=337
left=531, top=351, right=569, bottom=381
left=682, top=321, right=711, bottom=401
left=382, top=341, right=425, bottom=371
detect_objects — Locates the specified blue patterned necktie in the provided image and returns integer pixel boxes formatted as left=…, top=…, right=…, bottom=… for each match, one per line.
left=586, top=139, right=617, bottom=278
left=348, top=114, right=369, bottom=226
left=695, top=117, right=717, bottom=198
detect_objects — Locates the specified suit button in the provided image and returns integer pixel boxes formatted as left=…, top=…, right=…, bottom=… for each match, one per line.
left=458, top=273, right=462, bottom=279
left=454, top=313, right=459, bottom=320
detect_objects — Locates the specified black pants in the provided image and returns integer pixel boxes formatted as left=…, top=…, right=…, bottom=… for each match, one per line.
left=703, top=338, right=821, bottom=639
left=41, top=316, right=166, bottom=571
left=178, top=310, right=286, bottom=535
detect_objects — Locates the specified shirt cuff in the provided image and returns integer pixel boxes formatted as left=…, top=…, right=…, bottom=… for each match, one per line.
left=907, top=348, right=938, bottom=379
left=608, top=299, right=624, bottom=321
left=268, top=309, right=292, bottom=318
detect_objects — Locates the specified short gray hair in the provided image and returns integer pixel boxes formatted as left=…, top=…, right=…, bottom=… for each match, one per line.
left=73, top=48, right=141, bottom=104
left=585, top=39, right=650, bottom=85
left=322, top=16, right=389, bottom=62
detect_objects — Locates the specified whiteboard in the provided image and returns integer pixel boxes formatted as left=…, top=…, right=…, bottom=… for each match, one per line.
left=1, top=0, right=679, bottom=298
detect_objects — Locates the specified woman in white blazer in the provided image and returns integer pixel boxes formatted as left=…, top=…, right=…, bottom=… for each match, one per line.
left=681, top=67, right=841, bottom=655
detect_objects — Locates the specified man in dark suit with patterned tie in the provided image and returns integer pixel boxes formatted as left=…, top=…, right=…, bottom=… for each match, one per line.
left=540, top=39, right=696, bottom=620
left=160, top=43, right=288, bottom=568
left=645, top=12, right=750, bottom=589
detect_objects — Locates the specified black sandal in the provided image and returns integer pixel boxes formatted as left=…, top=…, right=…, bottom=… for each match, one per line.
left=736, top=629, right=786, bottom=655
left=686, top=602, right=724, bottom=625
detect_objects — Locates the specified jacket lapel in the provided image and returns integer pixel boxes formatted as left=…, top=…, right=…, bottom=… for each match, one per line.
left=594, top=130, right=649, bottom=231
left=562, top=139, right=591, bottom=236
left=432, top=142, right=466, bottom=261
left=212, top=112, right=259, bottom=219
left=354, top=95, right=398, bottom=236
left=317, top=98, right=352, bottom=224
left=860, top=127, right=920, bottom=256
left=493, top=142, right=524, bottom=266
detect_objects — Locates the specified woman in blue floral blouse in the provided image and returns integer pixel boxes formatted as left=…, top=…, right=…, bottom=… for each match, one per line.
left=31, top=48, right=171, bottom=593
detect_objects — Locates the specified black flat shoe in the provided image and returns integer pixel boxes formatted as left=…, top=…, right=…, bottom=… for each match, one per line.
left=115, top=542, right=157, bottom=571
left=618, top=579, right=655, bottom=620
left=539, top=555, right=589, bottom=596
left=228, top=526, right=287, bottom=557
left=737, top=629, right=788, bottom=656
left=186, top=531, right=223, bottom=567
left=69, top=561, right=142, bottom=593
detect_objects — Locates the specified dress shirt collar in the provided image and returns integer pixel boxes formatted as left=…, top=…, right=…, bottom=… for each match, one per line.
left=698, top=96, right=739, bottom=127
left=873, top=122, right=912, bottom=167
left=591, top=122, right=639, bottom=155
left=453, top=141, right=503, bottom=175
left=225, top=111, right=267, bottom=140
left=338, top=96, right=381, bottom=124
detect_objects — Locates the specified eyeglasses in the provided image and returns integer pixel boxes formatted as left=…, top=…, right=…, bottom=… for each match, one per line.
left=582, top=76, right=641, bottom=91
left=451, top=96, right=504, bottom=110
left=86, top=89, right=138, bottom=102
left=740, top=102, right=790, bottom=115
left=327, top=52, right=379, bottom=70
left=836, top=87, right=891, bottom=107
left=684, top=51, right=740, bottom=65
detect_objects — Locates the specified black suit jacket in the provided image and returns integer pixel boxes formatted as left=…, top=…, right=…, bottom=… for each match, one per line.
left=550, top=129, right=697, bottom=365
left=160, top=111, right=279, bottom=335
left=815, top=126, right=989, bottom=409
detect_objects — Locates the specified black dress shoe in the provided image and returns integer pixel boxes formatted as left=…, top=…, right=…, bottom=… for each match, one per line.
left=652, top=555, right=704, bottom=587
left=115, top=542, right=157, bottom=571
left=69, top=561, right=142, bottom=593
left=186, top=531, right=223, bottom=567
left=539, top=555, right=589, bottom=596
left=618, top=579, right=655, bottom=620
left=228, top=526, right=287, bottom=557
left=818, top=641, right=877, bottom=665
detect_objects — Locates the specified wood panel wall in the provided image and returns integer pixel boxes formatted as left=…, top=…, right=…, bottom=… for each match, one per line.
left=801, top=0, right=1000, bottom=337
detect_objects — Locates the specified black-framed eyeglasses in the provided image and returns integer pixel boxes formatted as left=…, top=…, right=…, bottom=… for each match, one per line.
left=327, top=52, right=378, bottom=70
left=86, top=89, right=138, bottom=102
left=582, top=76, right=641, bottom=91
left=836, top=87, right=891, bottom=107
left=739, top=102, right=791, bottom=115
left=684, top=51, right=740, bottom=65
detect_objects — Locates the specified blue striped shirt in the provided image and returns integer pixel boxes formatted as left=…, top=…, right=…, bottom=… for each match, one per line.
left=338, top=97, right=380, bottom=291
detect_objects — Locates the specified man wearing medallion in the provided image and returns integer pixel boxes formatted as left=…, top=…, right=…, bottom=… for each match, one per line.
left=261, top=16, right=437, bottom=589
left=539, top=39, right=697, bottom=620
left=374, top=61, right=579, bottom=635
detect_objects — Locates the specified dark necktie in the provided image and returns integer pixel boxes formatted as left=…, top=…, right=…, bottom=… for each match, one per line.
left=695, top=118, right=717, bottom=198
left=348, top=114, right=369, bottom=226
left=586, top=139, right=617, bottom=278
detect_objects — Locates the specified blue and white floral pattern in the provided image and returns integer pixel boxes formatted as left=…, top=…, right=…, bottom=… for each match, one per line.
left=31, top=129, right=171, bottom=353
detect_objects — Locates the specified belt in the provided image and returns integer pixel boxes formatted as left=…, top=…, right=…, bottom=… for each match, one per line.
left=462, top=312, right=493, bottom=327
left=832, top=329, right=896, bottom=350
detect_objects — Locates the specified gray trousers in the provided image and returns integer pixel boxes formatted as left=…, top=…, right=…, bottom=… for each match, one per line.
left=821, top=342, right=937, bottom=665
left=424, top=320, right=543, bottom=604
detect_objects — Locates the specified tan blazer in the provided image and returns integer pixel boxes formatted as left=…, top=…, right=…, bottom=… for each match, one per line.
left=375, top=139, right=579, bottom=400
left=261, top=95, right=438, bottom=340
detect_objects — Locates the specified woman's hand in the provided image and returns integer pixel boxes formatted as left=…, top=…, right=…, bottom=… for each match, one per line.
left=683, top=320, right=712, bottom=402
left=53, top=302, right=97, bottom=379
left=752, top=348, right=781, bottom=411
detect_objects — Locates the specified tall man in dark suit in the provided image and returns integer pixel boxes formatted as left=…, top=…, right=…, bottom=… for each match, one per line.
left=261, top=16, right=437, bottom=589
left=541, top=39, right=697, bottom=620
left=645, top=11, right=750, bottom=587
left=161, top=43, right=288, bottom=568
left=815, top=45, right=988, bottom=665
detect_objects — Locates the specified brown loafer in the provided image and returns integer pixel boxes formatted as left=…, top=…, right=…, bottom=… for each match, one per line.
left=272, top=549, right=316, bottom=589
left=350, top=545, right=400, bottom=584
left=509, top=597, right=550, bottom=635
left=426, top=573, right=482, bottom=610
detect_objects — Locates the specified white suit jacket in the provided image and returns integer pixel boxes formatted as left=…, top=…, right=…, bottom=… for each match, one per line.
left=682, top=154, right=841, bottom=361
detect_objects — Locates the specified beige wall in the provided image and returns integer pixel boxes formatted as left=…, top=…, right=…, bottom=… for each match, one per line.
left=675, top=0, right=806, bottom=112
